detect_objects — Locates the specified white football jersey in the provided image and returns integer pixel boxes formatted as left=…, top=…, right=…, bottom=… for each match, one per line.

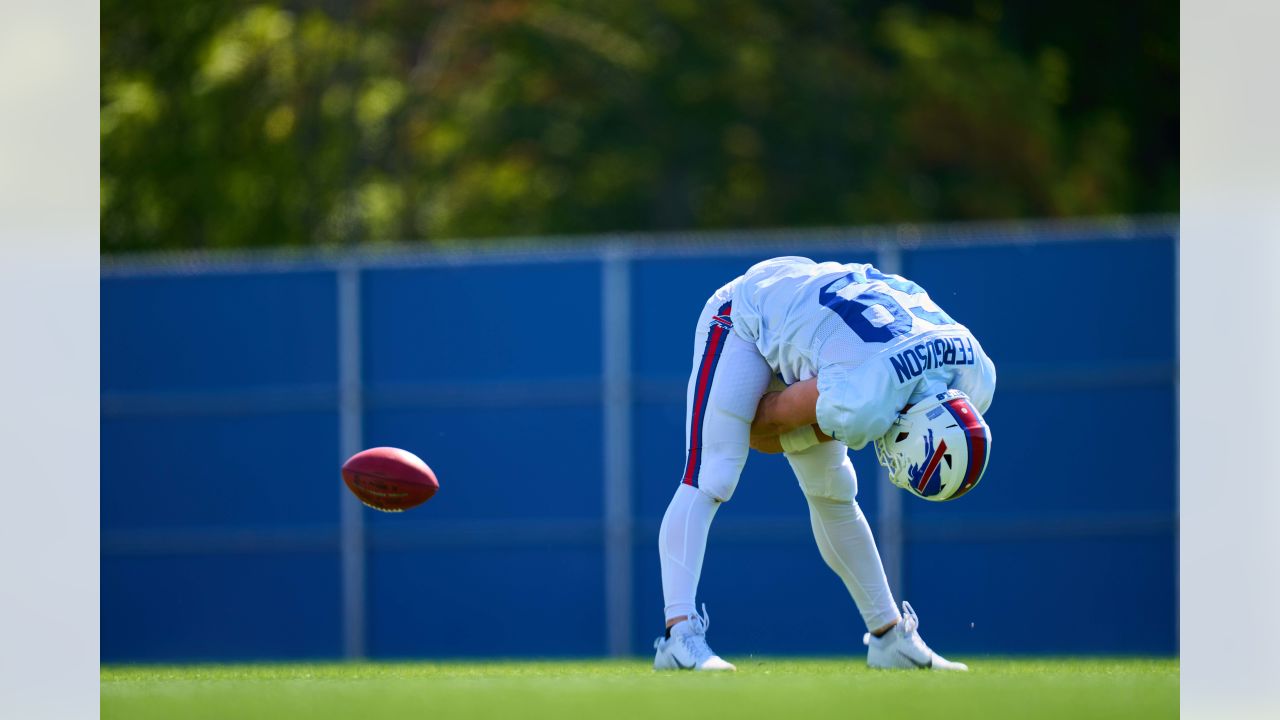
left=730, top=256, right=996, bottom=449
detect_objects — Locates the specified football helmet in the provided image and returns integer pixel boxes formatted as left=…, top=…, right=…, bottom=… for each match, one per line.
left=874, top=389, right=991, bottom=501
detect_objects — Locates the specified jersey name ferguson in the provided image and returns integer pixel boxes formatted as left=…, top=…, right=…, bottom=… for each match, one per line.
left=729, top=256, right=995, bottom=449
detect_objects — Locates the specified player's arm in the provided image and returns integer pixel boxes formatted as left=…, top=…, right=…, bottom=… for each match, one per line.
left=751, top=377, right=820, bottom=437
left=749, top=377, right=837, bottom=454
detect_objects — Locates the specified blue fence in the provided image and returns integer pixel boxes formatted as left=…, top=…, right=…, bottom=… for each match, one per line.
left=101, top=219, right=1178, bottom=662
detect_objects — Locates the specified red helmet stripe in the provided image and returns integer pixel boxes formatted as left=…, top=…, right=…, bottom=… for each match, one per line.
left=943, top=398, right=987, bottom=499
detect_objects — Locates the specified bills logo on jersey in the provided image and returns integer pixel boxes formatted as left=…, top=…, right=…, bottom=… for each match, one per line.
left=888, top=336, right=976, bottom=384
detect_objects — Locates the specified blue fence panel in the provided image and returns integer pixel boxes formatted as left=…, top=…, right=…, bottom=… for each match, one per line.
left=362, top=406, right=604, bottom=523
left=101, top=272, right=338, bottom=392
left=903, top=238, right=1176, bottom=369
left=367, top=545, right=607, bottom=657
left=101, top=411, right=343, bottom=532
left=100, top=224, right=1178, bottom=662
left=903, top=534, right=1178, bottom=654
left=362, top=263, right=603, bottom=383
left=359, top=263, right=607, bottom=657
left=101, top=270, right=344, bottom=662
left=102, top=552, right=342, bottom=662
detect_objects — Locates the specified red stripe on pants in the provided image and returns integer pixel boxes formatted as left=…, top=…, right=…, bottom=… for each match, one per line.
left=682, top=322, right=729, bottom=486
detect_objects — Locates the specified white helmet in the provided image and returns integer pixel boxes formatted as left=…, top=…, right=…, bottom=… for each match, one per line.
left=874, top=389, right=992, bottom=502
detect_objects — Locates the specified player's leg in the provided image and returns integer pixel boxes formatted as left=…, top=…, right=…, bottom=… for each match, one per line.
left=659, top=333, right=768, bottom=621
left=660, top=296, right=768, bottom=623
left=655, top=294, right=771, bottom=671
left=786, top=442, right=968, bottom=670
left=786, top=442, right=901, bottom=631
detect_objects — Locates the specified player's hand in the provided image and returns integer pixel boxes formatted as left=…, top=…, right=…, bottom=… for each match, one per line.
left=750, top=378, right=820, bottom=437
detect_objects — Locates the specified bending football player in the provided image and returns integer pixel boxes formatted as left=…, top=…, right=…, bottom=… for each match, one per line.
left=654, top=256, right=995, bottom=672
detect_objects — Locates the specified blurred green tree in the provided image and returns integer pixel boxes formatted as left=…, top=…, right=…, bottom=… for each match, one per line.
left=101, top=0, right=1176, bottom=252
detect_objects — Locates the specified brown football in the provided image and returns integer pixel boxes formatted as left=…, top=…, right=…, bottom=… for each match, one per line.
left=341, top=447, right=438, bottom=512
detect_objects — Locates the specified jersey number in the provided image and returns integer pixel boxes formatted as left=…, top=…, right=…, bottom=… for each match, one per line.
left=818, top=270, right=956, bottom=343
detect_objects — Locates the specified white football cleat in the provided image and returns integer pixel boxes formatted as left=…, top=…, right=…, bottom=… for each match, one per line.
left=653, top=604, right=736, bottom=671
left=864, top=601, right=968, bottom=671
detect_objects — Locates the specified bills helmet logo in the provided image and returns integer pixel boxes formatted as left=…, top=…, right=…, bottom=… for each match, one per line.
left=905, top=429, right=949, bottom=498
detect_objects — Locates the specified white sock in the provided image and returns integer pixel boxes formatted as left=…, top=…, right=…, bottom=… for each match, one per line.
left=806, top=496, right=901, bottom=631
left=659, top=483, right=721, bottom=622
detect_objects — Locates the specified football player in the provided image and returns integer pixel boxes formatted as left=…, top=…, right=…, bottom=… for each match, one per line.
left=653, top=256, right=996, bottom=672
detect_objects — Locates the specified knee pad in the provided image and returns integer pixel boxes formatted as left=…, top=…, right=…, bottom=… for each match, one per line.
left=692, top=442, right=749, bottom=502
left=786, top=442, right=857, bottom=503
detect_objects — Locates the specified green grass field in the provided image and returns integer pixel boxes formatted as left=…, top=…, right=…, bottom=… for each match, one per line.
left=102, top=657, right=1177, bottom=719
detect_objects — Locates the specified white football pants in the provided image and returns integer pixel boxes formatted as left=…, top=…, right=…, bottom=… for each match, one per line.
left=658, top=284, right=902, bottom=631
